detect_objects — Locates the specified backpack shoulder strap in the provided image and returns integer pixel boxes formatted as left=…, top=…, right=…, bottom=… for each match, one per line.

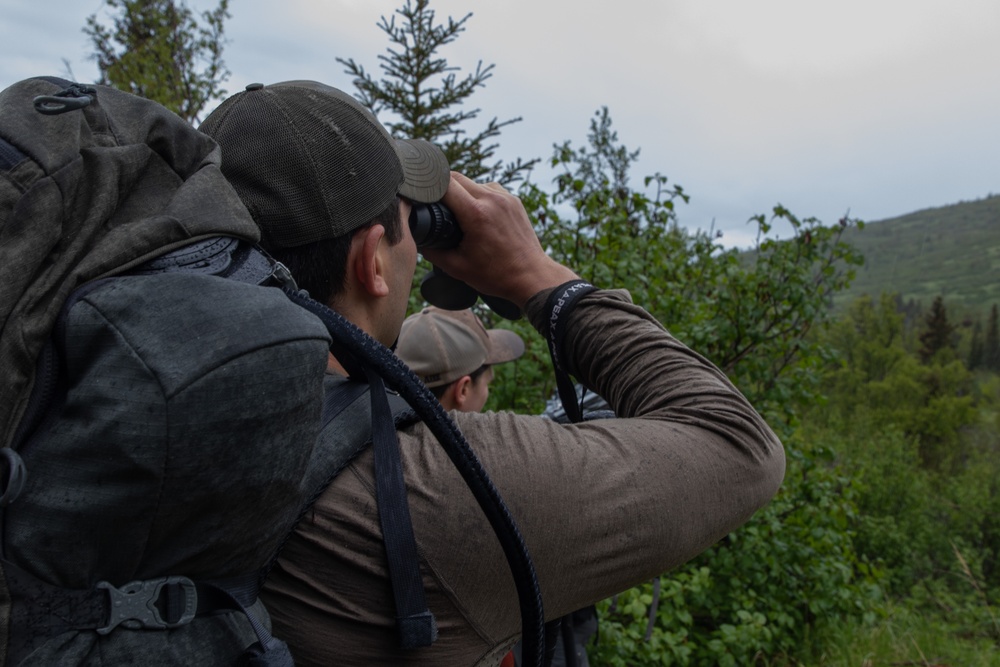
left=270, top=373, right=432, bottom=647
left=300, top=374, right=415, bottom=501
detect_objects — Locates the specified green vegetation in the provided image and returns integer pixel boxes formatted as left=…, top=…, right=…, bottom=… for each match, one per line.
left=337, top=0, right=537, bottom=185
left=342, top=3, right=1000, bottom=665
left=496, top=110, right=863, bottom=429
left=84, top=0, right=231, bottom=123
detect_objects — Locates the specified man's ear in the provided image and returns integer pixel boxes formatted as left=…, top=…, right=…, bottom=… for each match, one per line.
left=352, top=225, right=389, bottom=297
left=450, top=375, right=473, bottom=409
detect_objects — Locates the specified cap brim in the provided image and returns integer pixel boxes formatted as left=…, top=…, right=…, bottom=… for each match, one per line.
left=396, top=139, right=450, bottom=203
left=485, top=329, right=525, bottom=365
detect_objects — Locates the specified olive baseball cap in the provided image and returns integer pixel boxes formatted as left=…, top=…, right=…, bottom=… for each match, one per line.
left=397, top=307, right=526, bottom=388
left=199, top=80, right=450, bottom=248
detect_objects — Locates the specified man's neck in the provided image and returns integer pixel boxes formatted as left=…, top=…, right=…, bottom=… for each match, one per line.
left=327, top=353, right=348, bottom=375
left=322, top=296, right=380, bottom=376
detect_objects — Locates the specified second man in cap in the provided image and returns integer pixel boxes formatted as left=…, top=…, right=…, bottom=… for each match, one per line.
left=396, top=307, right=524, bottom=413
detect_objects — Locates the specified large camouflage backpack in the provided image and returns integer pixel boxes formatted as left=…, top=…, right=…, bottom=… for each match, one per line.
left=0, top=77, right=333, bottom=665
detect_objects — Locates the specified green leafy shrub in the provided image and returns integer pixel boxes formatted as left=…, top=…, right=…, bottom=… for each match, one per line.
left=493, top=108, right=863, bottom=426
left=590, top=439, right=883, bottom=666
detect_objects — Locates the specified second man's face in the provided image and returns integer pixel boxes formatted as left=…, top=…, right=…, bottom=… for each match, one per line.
left=463, top=366, right=494, bottom=413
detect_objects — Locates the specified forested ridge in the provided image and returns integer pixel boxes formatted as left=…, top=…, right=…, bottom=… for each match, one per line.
left=834, top=194, right=1000, bottom=314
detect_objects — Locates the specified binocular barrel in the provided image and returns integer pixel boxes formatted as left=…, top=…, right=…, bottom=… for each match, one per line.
left=409, top=202, right=462, bottom=250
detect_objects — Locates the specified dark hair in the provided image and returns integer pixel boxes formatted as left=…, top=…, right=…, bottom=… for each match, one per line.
left=429, top=364, right=491, bottom=400
left=266, top=197, right=402, bottom=306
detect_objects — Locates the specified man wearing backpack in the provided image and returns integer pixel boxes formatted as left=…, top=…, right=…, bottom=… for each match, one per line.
left=0, top=77, right=333, bottom=666
left=201, top=80, right=786, bottom=666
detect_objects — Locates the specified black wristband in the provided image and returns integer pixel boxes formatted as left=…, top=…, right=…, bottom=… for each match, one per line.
left=544, top=280, right=597, bottom=424
left=544, top=280, right=597, bottom=373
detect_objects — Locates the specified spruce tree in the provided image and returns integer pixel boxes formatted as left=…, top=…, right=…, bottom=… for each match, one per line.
left=337, top=0, right=537, bottom=185
left=985, top=304, right=1000, bottom=371
left=918, top=296, right=955, bottom=363
left=84, top=0, right=231, bottom=124
left=968, top=319, right=984, bottom=370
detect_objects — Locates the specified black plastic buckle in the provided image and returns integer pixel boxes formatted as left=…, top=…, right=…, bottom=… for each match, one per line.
left=270, top=261, right=299, bottom=291
left=96, top=576, right=197, bottom=634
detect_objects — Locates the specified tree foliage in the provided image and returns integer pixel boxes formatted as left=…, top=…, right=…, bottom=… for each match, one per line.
left=492, top=107, right=865, bottom=430
left=918, top=295, right=956, bottom=363
left=487, top=108, right=877, bottom=665
left=797, top=294, right=1000, bottom=655
left=338, top=0, right=536, bottom=185
left=84, top=0, right=231, bottom=123
left=986, top=304, right=1000, bottom=371
left=817, top=294, right=977, bottom=468
left=591, top=442, right=881, bottom=666
left=968, top=319, right=984, bottom=370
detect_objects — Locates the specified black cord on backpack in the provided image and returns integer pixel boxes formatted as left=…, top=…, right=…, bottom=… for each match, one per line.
left=283, top=288, right=548, bottom=667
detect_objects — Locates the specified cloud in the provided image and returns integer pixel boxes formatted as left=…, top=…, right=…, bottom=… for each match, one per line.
left=3, top=0, right=999, bottom=247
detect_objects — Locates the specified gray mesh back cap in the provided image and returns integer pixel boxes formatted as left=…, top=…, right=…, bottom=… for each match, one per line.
left=200, top=80, right=449, bottom=248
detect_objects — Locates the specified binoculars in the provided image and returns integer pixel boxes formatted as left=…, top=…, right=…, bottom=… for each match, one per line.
left=408, top=202, right=521, bottom=320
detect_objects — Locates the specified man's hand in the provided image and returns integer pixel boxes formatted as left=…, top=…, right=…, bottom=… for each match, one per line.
left=421, top=173, right=579, bottom=309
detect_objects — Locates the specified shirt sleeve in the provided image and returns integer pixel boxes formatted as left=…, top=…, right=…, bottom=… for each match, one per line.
left=262, top=287, right=786, bottom=666
left=404, top=287, right=785, bottom=645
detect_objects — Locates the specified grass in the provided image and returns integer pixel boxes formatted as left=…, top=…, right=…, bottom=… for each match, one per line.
left=761, top=602, right=1000, bottom=667
left=759, top=539, right=1000, bottom=667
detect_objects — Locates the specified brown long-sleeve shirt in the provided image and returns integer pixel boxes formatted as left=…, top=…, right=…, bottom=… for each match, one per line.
left=262, top=288, right=786, bottom=666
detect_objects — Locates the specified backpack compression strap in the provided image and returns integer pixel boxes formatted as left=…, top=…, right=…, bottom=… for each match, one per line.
left=1, top=557, right=293, bottom=665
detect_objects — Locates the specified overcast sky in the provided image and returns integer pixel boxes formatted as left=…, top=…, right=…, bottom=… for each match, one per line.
left=3, top=0, right=998, bottom=248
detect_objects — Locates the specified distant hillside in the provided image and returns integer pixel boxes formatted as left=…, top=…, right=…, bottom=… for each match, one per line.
left=833, top=195, right=1000, bottom=315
